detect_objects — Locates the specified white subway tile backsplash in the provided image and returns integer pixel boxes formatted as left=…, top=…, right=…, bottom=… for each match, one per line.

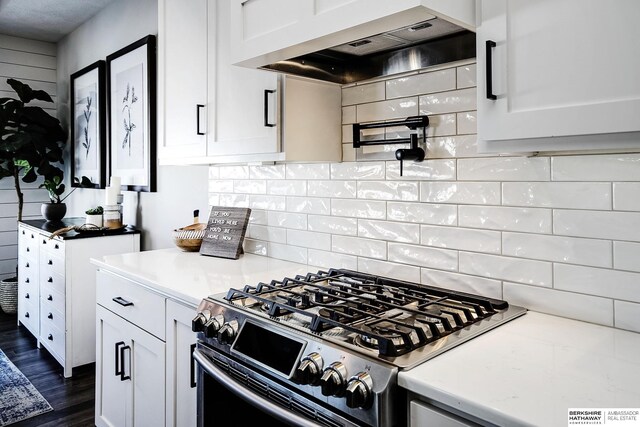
left=614, top=241, right=640, bottom=272
left=342, top=125, right=353, bottom=144
left=503, top=283, right=613, bottom=327
left=209, top=180, right=234, bottom=193
left=243, top=239, right=268, bottom=256
left=553, top=210, right=640, bottom=241
left=286, top=163, right=330, bottom=180
left=332, top=235, right=387, bottom=259
left=502, top=182, right=612, bottom=210
left=308, top=249, right=358, bottom=270
left=425, top=114, right=457, bottom=137
left=234, top=180, right=266, bottom=194
left=459, top=206, right=552, bottom=233
left=331, top=199, right=386, bottom=219
left=456, top=111, right=476, bottom=135
left=554, top=264, right=640, bottom=303
left=308, top=215, right=357, bottom=236
left=249, top=195, right=285, bottom=211
left=245, top=224, right=286, bottom=243
left=421, top=269, right=503, bottom=299
left=342, top=106, right=356, bottom=124
left=218, top=165, right=249, bottom=179
left=287, top=230, right=331, bottom=251
left=249, top=209, right=268, bottom=225
left=613, top=183, right=640, bottom=211
left=419, top=87, right=476, bottom=115
left=388, top=243, right=458, bottom=271
left=421, top=225, right=501, bottom=254
left=387, top=202, right=457, bottom=225
left=357, top=181, right=419, bottom=201
left=385, top=159, right=455, bottom=181
left=427, top=135, right=486, bottom=159
left=342, top=81, right=385, bottom=106
left=358, top=258, right=421, bottom=283
left=267, top=211, right=307, bottom=230
left=503, top=232, right=611, bottom=268
left=308, top=180, right=356, bottom=198
left=357, top=97, right=419, bottom=122
left=552, top=154, right=640, bottom=181
left=219, top=193, right=249, bottom=208
left=342, top=144, right=356, bottom=162
left=208, top=194, right=219, bottom=206
left=456, top=64, right=477, bottom=89
left=386, top=69, right=456, bottom=99
left=420, top=182, right=501, bottom=205
left=614, top=301, right=640, bottom=333
left=208, top=167, right=219, bottom=179
left=331, top=162, right=385, bottom=180
left=358, top=219, right=420, bottom=243
left=459, top=252, right=552, bottom=287
left=457, top=157, right=550, bottom=181
left=267, top=180, right=307, bottom=196
left=286, top=196, right=330, bottom=214
left=249, top=165, right=285, bottom=180
left=268, top=242, right=307, bottom=264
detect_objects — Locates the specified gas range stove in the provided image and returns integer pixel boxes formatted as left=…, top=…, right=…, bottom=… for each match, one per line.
left=192, top=269, right=526, bottom=427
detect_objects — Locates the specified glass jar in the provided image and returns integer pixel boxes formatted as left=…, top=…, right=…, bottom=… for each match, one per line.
left=103, top=205, right=122, bottom=229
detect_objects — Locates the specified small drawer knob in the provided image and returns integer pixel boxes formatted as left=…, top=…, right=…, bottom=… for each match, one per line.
left=25, top=293, right=29, bottom=299
left=47, top=295, right=53, bottom=301
left=48, top=313, right=53, bottom=320
left=25, top=312, right=29, bottom=318
left=48, top=259, right=53, bottom=265
left=47, top=334, right=53, bottom=341
left=47, top=277, right=53, bottom=283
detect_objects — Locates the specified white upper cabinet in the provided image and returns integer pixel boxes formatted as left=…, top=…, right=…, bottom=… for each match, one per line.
left=476, top=0, right=640, bottom=153
left=230, top=0, right=476, bottom=67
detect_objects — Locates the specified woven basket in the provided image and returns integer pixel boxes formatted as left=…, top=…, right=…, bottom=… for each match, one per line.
left=0, top=277, right=18, bottom=314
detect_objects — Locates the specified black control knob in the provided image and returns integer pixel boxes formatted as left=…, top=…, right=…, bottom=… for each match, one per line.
left=345, top=372, right=373, bottom=409
left=217, top=322, right=237, bottom=344
left=295, top=353, right=323, bottom=386
left=203, top=316, right=223, bottom=338
left=191, top=311, right=210, bottom=333
left=320, top=362, right=347, bottom=396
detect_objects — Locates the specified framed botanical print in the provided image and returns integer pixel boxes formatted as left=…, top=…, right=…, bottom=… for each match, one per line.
left=70, top=60, right=106, bottom=188
left=106, top=34, right=157, bottom=192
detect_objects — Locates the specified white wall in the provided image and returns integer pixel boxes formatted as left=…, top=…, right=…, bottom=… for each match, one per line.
left=209, top=60, right=640, bottom=334
left=0, top=34, right=56, bottom=279
left=56, top=0, right=209, bottom=250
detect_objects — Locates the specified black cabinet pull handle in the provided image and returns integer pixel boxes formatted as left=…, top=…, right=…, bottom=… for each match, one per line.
left=264, top=89, right=276, bottom=127
left=43, top=239, right=46, bottom=244
left=120, top=345, right=131, bottom=381
left=26, top=247, right=29, bottom=252
left=25, top=312, right=29, bottom=318
left=47, top=295, right=53, bottom=301
left=30, top=234, right=34, bottom=239
left=25, top=263, right=29, bottom=268
left=115, top=341, right=125, bottom=377
left=47, top=334, right=53, bottom=341
left=112, top=296, right=134, bottom=307
left=22, top=230, right=25, bottom=235
left=47, top=277, right=53, bottom=283
left=190, top=343, right=197, bottom=388
left=48, top=260, right=53, bottom=265
left=25, top=278, right=29, bottom=284
left=54, top=244, right=59, bottom=249
left=486, top=40, right=497, bottom=100
left=48, top=313, right=53, bottom=320
left=196, top=104, right=205, bottom=135
left=25, top=293, right=29, bottom=299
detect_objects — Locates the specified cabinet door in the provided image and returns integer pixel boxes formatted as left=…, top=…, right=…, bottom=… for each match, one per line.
left=158, top=0, right=209, bottom=159
left=166, top=300, right=198, bottom=427
left=208, top=0, right=280, bottom=157
left=410, top=401, right=477, bottom=427
left=477, top=0, right=640, bottom=145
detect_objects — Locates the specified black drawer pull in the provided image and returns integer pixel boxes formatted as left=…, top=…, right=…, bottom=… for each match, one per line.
left=48, top=313, right=53, bottom=320
left=43, top=239, right=47, bottom=244
left=196, top=104, right=205, bottom=135
left=47, top=295, right=53, bottom=301
left=47, top=334, right=53, bottom=341
left=22, top=230, right=25, bottom=235
left=115, top=341, right=125, bottom=377
left=25, top=262, right=29, bottom=268
left=26, top=247, right=29, bottom=252
left=48, top=260, right=53, bottom=265
left=25, top=293, right=29, bottom=299
left=190, top=343, right=197, bottom=388
left=112, top=297, right=134, bottom=307
left=54, top=244, right=59, bottom=249
left=486, top=40, right=497, bottom=100
left=47, top=277, right=53, bottom=283
left=25, top=278, right=29, bottom=284
left=25, top=312, right=29, bottom=318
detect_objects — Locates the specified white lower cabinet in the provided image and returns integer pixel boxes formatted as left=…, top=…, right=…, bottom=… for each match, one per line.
left=410, top=400, right=480, bottom=427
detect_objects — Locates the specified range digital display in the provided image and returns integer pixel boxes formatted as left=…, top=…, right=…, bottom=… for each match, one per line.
left=231, top=321, right=305, bottom=377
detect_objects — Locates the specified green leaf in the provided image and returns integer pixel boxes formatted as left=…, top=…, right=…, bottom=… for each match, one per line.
left=7, top=79, right=53, bottom=103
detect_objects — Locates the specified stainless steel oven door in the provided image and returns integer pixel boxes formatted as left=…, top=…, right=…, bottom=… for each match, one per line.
left=194, top=344, right=362, bottom=427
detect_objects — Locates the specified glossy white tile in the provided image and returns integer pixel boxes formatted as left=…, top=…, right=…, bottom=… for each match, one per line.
left=458, top=157, right=550, bottom=181
left=342, top=125, right=353, bottom=143
left=502, top=182, right=611, bottom=210
left=267, top=180, right=307, bottom=196
left=357, top=181, right=419, bottom=201
left=268, top=242, right=307, bottom=264
left=614, top=301, right=640, bottom=333
left=419, top=87, right=476, bottom=115
left=209, top=180, right=234, bottom=193
left=267, top=211, right=307, bottom=230
left=342, top=106, right=356, bottom=124
left=245, top=224, right=286, bottom=243
left=420, top=182, right=501, bottom=205
left=387, top=202, right=457, bottom=225
left=208, top=194, right=219, bottom=206
left=426, top=135, right=486, bottom=159
left=356, top=97, right=419, bottom=122
left=425, top=113, right=457, bottom=137
left=342, top=81, right=385, bottom=106
left=503, top=232, right=611, bottom=268
left=307, top=215, right=357, bottom=236
left=456, top=64, right=476, bottom=89
left=331, top=199, right=386, bottom=219
left=331, top=235, right=387, bottom=259
left=285, top=163, right=330, bottom=180
left=249, top=164, right=285, bottom=180
left=503, top=283, right=613, bottom=327
left=420, top=268, right=502, bottom=299
left=285, top=196, right=330, bottom=215
left=459, top=252, right=552, bottom=287
left=386, top=69, right=456, bottom=99
left=308, top=180, right=356, bottom=198
left=613, top=182, right=640, bottom=211
left=553, top=210, right=640, bottom=241
left=331, top=162, right=385, bottom=180
left=249, top=195, right=286, bottom=211
left=234, top=180, right=266, bottom=194
left=358, top=258, right=421, bottom=283
left=287, top=229, right=331, bottom=251
left=342, top=143, right=356, bottom=162
left=388, top=243, right=457, bottom=271
left=208, top=167, right=219, bottom=179
left=385, top=159, right=455, bottom=180
left=308, top=249, right=357, bottom=270
left=554, top=264, right=640, bottom=303
left=458, top=205, right=552, bottom=234
left=552, top=154, right=640, bottom=181
left=218, top=165, right=249, bottom=179
left=218, top=194, right=249, bottom=208
left=614, top=241, right=640, bottom=272
left=421, top=225, right=501, bottom=254
left=249, top=209, right=268, bottom=225
left=243, top=239, right=268, bottom=256
left=358, top=219, right=420, bottom=243
left=456, top=111, right=476, bottom=135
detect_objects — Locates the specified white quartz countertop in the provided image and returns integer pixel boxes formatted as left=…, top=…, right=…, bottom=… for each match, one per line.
left=398, top=311, right=640, bottom=427
left=90, top=248, right=321, bottom=307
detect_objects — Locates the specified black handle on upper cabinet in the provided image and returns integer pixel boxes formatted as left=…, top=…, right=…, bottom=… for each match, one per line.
left=196, top=104, right=205, bottom=135
left=485, top=40, right=497, bottom=100
left=120, top=345, right=131, bottom=381
left=264, top=89, right=276, bottom=127
left=190, top=343, right=197, bottom=388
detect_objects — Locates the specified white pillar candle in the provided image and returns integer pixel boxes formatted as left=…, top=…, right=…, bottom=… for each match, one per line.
left=105, top=186, right=119, bottom=206
left=110, top=176, right=121, bottom=189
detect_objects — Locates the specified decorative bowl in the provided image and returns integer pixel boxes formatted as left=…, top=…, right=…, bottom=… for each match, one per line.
left=172, top=223, right=206, bottom=252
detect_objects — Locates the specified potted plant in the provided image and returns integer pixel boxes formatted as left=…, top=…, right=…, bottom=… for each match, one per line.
left=40, top=174, right=93, bottom=222
left=85, top=206, right=104, bottom=227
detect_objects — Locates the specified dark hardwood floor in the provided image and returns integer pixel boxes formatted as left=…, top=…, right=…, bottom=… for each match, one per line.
left=0, top=310, right=95, bottom=427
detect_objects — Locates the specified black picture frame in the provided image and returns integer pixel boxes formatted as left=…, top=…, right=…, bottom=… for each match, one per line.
left=70, top=60, right=106, bottom=189
left=106, top=34, right=157, bottom=192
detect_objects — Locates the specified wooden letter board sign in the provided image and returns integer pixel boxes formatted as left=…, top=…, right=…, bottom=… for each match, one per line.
left=199, top=207, right=251, bottom=260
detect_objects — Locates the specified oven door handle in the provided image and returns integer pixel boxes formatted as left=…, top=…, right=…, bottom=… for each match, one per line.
left=193, top=349, right=322, bottom=427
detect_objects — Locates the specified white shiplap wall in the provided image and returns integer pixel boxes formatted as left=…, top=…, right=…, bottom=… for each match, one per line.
left=208, top=60, right=640, bottom=334
left=0, top=34, right=56, bottom=279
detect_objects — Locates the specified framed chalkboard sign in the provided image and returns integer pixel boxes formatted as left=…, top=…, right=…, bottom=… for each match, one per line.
left=199, top=207, right=251, bottom=260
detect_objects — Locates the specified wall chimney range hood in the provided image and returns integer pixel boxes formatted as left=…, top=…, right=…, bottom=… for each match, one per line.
left=259, top=18, right=476, bottom=85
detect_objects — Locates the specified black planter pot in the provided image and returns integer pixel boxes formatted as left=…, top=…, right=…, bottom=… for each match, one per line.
left=41, top=202, right=67, bottom=222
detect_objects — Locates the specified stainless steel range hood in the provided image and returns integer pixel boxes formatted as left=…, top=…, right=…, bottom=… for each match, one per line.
left=259, top=18, right=476, bottom=85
